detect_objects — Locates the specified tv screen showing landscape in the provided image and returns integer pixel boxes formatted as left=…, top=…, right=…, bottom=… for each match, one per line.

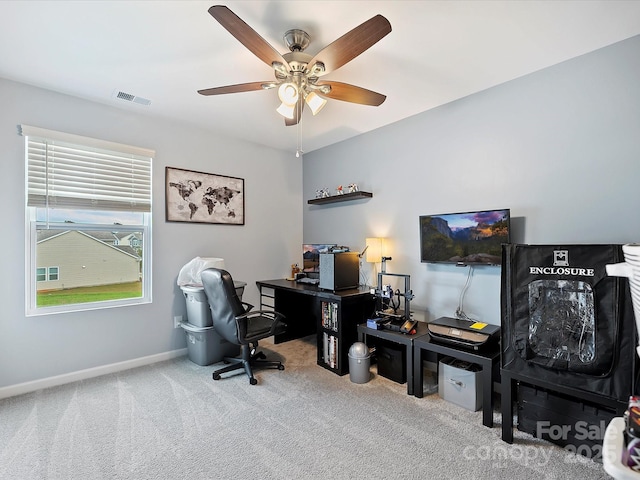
left=302, top=244, right=336, bottom=273
left=419, top=209, right=510, bottom=265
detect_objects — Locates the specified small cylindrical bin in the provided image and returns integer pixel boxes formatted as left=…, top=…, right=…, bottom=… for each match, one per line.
left=348, top=342, right=371, bottom=384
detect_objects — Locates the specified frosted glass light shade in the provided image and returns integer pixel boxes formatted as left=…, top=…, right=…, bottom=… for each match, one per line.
left=278, top=83, right=298, bottom=106
left=305, top=91, right=327, bottom=115
left=276, top=102, right=295, bottom=119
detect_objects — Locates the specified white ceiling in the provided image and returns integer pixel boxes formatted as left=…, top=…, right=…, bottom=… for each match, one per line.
left=2, top=1, right=640, bottom=154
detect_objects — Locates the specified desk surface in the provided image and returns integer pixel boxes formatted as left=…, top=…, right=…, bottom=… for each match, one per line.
left=357, top=321, right=430, bottom=345
left=413, top=333, right=500, bottom=362
left=256, top=279, right=373, bottom=300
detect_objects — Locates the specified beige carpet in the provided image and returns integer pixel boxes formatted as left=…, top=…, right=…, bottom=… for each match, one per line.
left=0, top=335, right=609, bottom=479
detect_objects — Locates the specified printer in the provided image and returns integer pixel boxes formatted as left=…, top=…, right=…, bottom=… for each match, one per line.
left=427, top=316, right=500, bottom=350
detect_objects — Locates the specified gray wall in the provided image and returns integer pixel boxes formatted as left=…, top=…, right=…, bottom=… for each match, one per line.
left=3, top=34, right=639, bottom=393
left=0, top=78, right=302, bottom=390
left=303, top=35, right=640, bottom=325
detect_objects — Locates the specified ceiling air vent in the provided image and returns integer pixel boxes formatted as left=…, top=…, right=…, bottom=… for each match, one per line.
left=113, top=90, right=151, bottom=106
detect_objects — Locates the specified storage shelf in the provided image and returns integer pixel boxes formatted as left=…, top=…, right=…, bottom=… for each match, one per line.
left=307, top=191, right=373, bottom=205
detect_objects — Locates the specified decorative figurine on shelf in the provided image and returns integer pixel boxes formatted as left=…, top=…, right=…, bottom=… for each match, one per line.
left=315, top=189, right=323, bottom=199
left=321, top=187, right=330, bottom=198
left=336, top=185, right=344, bottom=195
left=348, top=183, right=358, bottom=193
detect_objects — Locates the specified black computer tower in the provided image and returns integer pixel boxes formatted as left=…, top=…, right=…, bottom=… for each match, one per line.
left=319, top=252, right=359, bottom=291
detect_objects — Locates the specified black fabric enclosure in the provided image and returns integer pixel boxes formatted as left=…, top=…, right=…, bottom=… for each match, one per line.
left=501, top=244, right=637, bottom=403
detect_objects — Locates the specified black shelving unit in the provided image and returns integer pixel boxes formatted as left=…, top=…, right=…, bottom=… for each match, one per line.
left=319, top=300, right=340, bottom=371
left=316, top=295, right=376, bottom=375
left=307, top=191, right=373, bottom=205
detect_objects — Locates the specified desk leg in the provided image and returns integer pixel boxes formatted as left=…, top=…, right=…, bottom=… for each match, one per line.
left=406, top=345, right=414, bottom=396
left=481, top=359, right=493, bottom=428
left=413, top=347, right=424, bottom=398
left=501, top=372, right=514, bottom=444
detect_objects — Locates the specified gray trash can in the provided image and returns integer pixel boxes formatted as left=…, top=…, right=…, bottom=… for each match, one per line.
left=348, top=342, right=371, bottom=384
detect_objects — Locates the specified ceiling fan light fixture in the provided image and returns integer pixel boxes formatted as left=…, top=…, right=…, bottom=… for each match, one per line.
left=308, top=62, right=325, bottom=76
left=200, top=7, right=391, bottom=127
left=272, top=62, right=288, bottom=77
left=305, top=91, right=327, bottom=115
left=278, top=83, right=299, bottom=106
left=276, top=102, right=295, bottom=119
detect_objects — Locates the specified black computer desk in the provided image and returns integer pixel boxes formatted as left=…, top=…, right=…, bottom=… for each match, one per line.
left=256, top=279, right=375, bottom=376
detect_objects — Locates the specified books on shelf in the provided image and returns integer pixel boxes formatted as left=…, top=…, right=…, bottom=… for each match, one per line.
left=321, top=301, right=339, bottom=331
left=322, top=332, right=338, bottom=369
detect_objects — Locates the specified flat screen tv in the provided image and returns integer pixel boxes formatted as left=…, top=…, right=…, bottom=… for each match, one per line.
left=419, top=209, right=510, bottom=266
left=302, top=244, right=336, bottom=273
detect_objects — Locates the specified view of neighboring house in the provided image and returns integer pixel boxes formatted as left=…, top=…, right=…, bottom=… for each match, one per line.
left=36, top=230, right=141, bottom=291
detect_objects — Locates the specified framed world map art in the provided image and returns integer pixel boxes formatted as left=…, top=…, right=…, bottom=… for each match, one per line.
left=165, top=167, right=245, bottom=225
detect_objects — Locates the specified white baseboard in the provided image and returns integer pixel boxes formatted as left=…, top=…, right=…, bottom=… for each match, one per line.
left=0, top=348, right=188, bottom=400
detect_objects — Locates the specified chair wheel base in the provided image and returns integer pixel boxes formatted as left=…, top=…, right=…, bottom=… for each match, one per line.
left=212, top=373, right=221, bottom=380
left=278, top=364, right=285, bottom=370
left=249, top=377, right=258, bottom=385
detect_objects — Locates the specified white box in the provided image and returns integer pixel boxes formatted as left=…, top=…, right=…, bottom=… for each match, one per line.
left=438, top=357, right=482, bottom=411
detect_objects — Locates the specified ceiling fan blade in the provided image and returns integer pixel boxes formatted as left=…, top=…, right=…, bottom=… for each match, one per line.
left=285, top=99, right=305, bottom=126
left=317, top=82, right=386, bottom=106
left=198, top=81, right=273, bottom=96
left=208, top=6, right=290, bottom=71
left=307, top=15, right=391, bottom=77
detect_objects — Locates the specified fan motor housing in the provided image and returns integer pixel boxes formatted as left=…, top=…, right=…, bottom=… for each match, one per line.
left=284, top=29, right=310, bottom=52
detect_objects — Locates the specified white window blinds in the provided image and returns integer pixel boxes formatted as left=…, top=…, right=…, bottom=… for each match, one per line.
left=21, top=125, right=154, bottom=212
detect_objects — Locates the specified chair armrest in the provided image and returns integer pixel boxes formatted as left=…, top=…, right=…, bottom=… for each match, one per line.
left=241, top=301, right=254, bottom=312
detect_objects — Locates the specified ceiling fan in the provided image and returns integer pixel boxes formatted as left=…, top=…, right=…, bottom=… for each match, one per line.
left=198, top=5, right=392, bottom=126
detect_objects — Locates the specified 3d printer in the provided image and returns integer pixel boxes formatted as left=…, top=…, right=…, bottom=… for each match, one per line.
left=370, top=256, right=417, bottom=334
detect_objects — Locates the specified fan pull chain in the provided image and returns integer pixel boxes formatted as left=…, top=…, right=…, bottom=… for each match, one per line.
left=296, top=100, right=303, bottom=158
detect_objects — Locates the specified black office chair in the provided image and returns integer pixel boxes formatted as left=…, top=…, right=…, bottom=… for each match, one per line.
left=201, top=268, right=287, bottom=385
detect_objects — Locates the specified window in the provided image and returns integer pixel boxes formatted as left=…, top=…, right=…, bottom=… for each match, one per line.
left=48, top=267, right=59, bottom=281
left=36, top=266, right=59, bottom=282
left=36, top=268, right=46, bottom=282
left=22, top=125, right=154, bottom=316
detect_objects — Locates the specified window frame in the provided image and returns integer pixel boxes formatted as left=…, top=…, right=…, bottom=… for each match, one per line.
left=23, top=126, right=153, bottom=316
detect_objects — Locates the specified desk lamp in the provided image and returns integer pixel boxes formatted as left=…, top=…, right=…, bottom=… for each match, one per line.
left=366, top=237, right=392, bottom=273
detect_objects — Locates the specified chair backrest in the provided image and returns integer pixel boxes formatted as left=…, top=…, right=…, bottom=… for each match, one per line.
left=201, top=268, right=245, bottom=344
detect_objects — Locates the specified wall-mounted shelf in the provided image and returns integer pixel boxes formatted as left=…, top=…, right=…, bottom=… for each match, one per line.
left=307, top=191, right=373, bottom=205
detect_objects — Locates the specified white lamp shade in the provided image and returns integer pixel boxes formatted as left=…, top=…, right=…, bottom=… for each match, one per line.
left=305, top=91, right=327, bottom=115
left=366, top=237, right=383, bottom=263
left=278, top=83, right=299, bottom=106
left=276, top=102, right=295, bottom=119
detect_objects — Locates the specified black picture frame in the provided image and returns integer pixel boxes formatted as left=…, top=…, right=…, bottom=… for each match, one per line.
left=165, top=166, right=244, bottom=225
